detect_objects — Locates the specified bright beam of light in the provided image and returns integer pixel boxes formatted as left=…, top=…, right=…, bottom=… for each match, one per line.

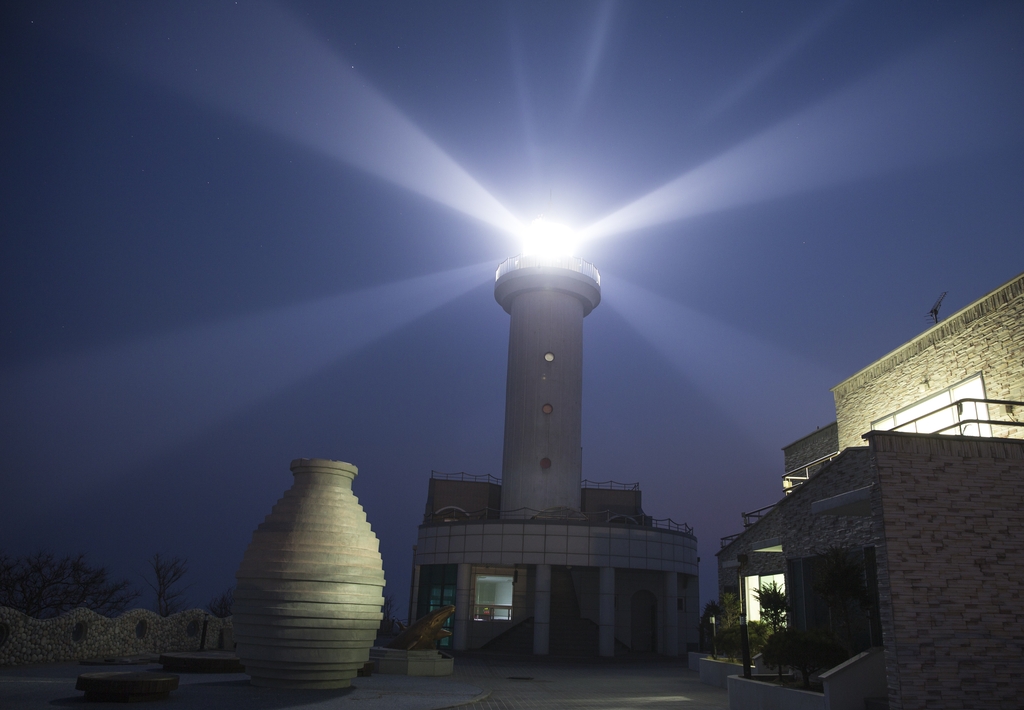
left=695, top=1, right=848, bottom=124
left=605, top=277, right=839, bottom=448
left=572, top=0, right=617, bottom=117
left=581, top=15, right=1023, bottom=242
left=70, top=2, right=522, bottom=237
left=0, top=263, right=492, bottom=489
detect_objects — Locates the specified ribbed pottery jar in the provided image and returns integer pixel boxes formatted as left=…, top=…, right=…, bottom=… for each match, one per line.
left=234, top=458, right=385, bottom=688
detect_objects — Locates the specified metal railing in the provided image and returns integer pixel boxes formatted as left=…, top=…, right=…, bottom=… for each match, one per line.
left=424, top=505, right=693, bottom=535
left=430, top=470, right=501, bottom=485
left=495, top=254, right=601, bottom=286
left=581, top=479, right=640, bottom=490
left=742, top=503, right=777, bottom=528
left=720, top=533, right=741, bottom=549
left=885, top=398, right=1023, bottom=438
left=782, top=451, right=840, bottom=493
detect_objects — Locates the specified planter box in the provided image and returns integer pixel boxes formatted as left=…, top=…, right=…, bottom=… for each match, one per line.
left=728, top=674, right=824, bottom=710
left=688, top=652, right=709, bottom=672
left=369, top=648, right=453, bottom=677
left=820, top=647, right=886, bottom=710
left=700, top=657, right=743, bottom=688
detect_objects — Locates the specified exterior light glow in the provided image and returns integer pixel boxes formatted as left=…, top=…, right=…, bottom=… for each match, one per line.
left=521, top=218, right=576, bottom=257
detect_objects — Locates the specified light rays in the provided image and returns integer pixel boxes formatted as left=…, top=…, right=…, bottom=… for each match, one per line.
left=694, top=1, right=848, bottom=125
left=0, top=263, right=492, bottom=488
left=572, top=0, right=617, bottom=117
left=76, top=2, right=521, bottom=237
left=604, top=277, right=839, bottom=447
left=580, top=14, right=1023, bottom=243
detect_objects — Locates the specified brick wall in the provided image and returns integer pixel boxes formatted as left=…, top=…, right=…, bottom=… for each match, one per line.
left=783, top=422, right=839, bottom=473
left=868, top=431, right=1024, bottom=709
left=717, top=447, right=878, bottom=600
left=832, top=273, right=1024, bottom=450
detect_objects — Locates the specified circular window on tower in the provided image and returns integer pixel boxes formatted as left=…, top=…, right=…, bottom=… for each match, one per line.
left=540, top=457, right=551, bottom=469
left=544, top=352, right=554, bottom=362
left=542, top=403, right=553, bottom=414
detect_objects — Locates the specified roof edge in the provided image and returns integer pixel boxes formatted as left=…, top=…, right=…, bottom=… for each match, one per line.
left=831, top=271, right=1024, bottom=398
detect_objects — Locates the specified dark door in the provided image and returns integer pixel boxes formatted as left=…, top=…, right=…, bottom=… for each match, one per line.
left=630, top=589, right=657, bottom=652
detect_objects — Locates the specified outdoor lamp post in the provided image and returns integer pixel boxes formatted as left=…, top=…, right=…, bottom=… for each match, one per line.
left=710, top=615, right=717, bottom=659
left=737, top=554, right=752, bottom=678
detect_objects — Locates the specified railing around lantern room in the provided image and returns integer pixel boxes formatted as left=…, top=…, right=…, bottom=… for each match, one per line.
left=495, top=255, right=601, bottom=286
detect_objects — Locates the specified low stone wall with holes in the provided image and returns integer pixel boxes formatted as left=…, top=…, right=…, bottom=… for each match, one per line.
left=0, top=606, right=233, bottom=666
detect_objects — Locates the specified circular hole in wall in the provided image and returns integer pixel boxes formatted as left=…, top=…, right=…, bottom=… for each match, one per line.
left=542, top=403, right=553, bottom=414
left=543, top=352, right=554, bottom=362
left=135, top=620, right=148, bottom=639
left=186, top=620, right=200, bottom=637
left=72, top=621, right=87, bottom=643
left=539, top=458, right=551, bottom=469
left=0, top=622, right=9, bottom=649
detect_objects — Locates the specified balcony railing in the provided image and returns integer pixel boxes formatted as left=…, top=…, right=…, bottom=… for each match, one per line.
left=782, top=452, right=840, bottom=494
left=473, top=605, right=512, bottom=622
left=581, top=479, right=640, bottom=490
left=424, top=505, right=693, bottom=536
left=430, top=470, right=501, bottom=484
left=884, top=398, right=1023, bottom=438
left=742, top=503, right=777, bottom=528
left=720, top=533, right=741, bottom=549
left=495, top=254, right=601, bottom=286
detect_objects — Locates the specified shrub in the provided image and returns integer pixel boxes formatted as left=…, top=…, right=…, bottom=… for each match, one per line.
left=714, top=619, right=769, bottom=661
left=754, top=581, right=789, bottom=636
left=762, top=628, right=848, bottom=689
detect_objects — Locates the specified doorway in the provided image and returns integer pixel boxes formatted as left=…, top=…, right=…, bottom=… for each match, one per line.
left=630, top=589, right=657, bottom=652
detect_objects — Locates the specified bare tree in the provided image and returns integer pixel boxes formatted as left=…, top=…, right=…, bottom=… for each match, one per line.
left=144, top=554, right=190, bottom=617
left=0, top=550, right=139, bottom=618
left=207, top=586, right=234, bottom=618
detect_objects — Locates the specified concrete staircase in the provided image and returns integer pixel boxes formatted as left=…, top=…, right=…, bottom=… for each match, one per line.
left=481, top=567, right=627, bottom=656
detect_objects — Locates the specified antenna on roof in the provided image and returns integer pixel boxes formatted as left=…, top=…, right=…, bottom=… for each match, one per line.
left=928, top=292, right=947, bottom=325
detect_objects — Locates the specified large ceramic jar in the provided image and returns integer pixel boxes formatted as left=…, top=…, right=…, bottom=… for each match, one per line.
left=234, top=458, right=385, bottom=688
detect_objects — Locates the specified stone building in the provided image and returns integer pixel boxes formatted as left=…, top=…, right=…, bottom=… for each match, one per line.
left=409, top=253, right=699, bottom=657
left=718, top=271, right=1024, bottom=708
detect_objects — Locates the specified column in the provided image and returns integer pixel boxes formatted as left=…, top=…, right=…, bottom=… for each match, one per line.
left=663, top=571, right=678, bottom=656
left=453, top=563, right=472, bottom=651
left=407, top=560, right=420, bottom=625
left=533, top=564, right=551, bottom=655
left=599, top=566, right=615, bottom=657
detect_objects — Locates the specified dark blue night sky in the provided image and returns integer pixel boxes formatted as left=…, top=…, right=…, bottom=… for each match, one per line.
left=2, top=1, right=1022, bottom=613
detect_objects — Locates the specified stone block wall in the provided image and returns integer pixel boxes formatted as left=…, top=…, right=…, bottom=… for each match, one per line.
left=718, top=447, right=878, bottom=600
left=783, top=422, right=839, bottom=473
left=868, top=432, right=1024, bottom=709
left=0, top=606, right=232, bottom=666
left=832, top=273, right=1024, bottom=451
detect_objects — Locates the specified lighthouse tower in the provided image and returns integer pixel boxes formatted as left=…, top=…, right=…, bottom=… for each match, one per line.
left=410, top=221, right=698, bottom=659
left=494, top=254, right=601, bottom=513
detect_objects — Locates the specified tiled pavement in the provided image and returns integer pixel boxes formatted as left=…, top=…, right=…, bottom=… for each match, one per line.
left=449, top=653, right=729, bottom=709
left=0, top=653, right=728, bottom=709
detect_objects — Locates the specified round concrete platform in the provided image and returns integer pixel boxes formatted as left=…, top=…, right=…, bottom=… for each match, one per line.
left=75, top=671, right=179, bottom=702
left=160, top=651, right=245, bottom=673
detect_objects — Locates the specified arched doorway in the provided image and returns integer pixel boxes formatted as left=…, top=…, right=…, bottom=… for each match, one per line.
left=630, top=589, right=657, bottom=652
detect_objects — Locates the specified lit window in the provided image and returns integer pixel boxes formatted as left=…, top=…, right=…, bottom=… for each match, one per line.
left=474, top=575, right=513, bottom=621
left=872, top=373, right=991, bottom=437
left=745, top=573, right=785, bottom=623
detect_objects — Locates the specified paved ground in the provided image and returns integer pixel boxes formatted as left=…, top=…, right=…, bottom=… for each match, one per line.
left=451, top=653, right=728, bottom=710
left=0, top=653, right=728, bottom=709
